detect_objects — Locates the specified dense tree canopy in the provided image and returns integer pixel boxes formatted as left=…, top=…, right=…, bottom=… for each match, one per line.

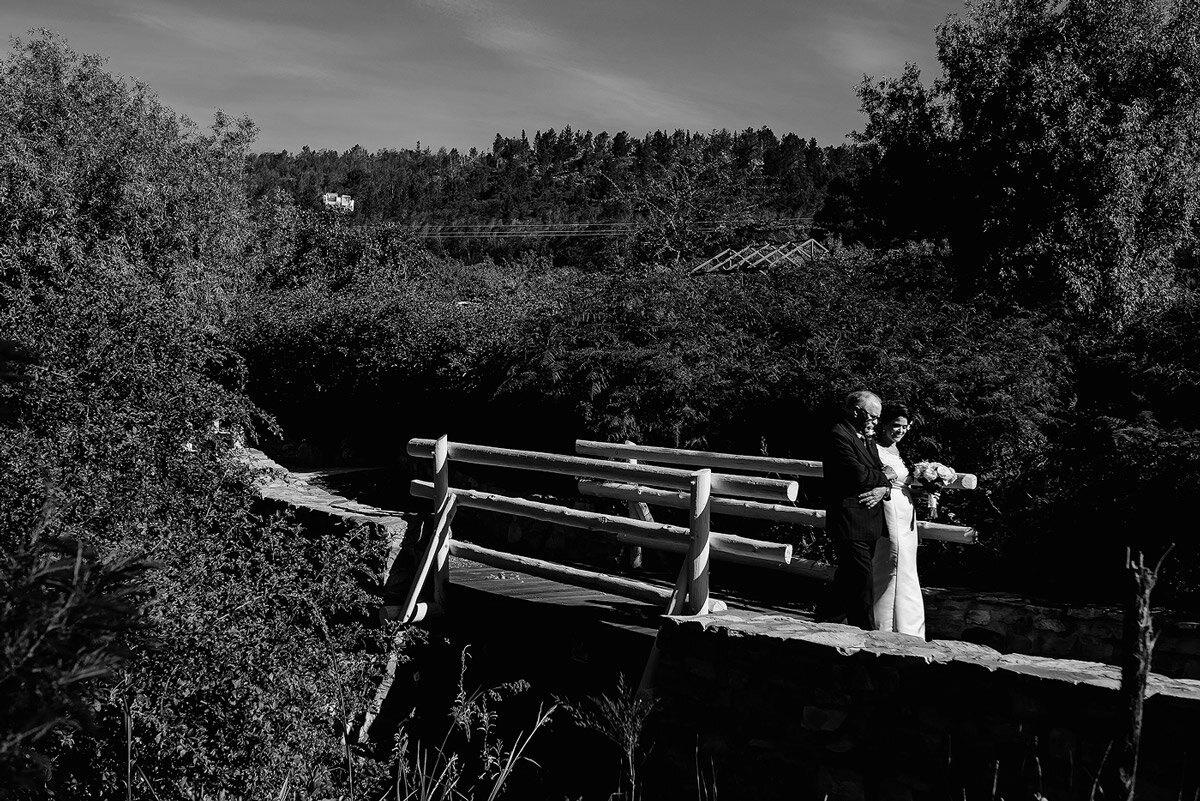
left=0, top=32, right=386, bottom=798
left=855, top=0, right=1200, bottom=325
left=245, top=127, right=859, bottom=267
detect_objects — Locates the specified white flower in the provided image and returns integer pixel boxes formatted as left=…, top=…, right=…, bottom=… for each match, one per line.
left=913, top=461, right=956, bottom=487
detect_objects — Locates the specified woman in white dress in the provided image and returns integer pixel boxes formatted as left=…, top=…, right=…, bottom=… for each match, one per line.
left=872, top=403, right=926, bottom=638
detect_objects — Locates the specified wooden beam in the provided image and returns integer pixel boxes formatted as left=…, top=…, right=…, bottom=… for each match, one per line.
left=577, top=439, right=824, bottom=478
left=916, top=521, right=978, bottom=545
left=408, top=438, right=798, bottom=502
left=686, top=469, right=712, bottom=615
left=409, top=481, right=794, bottom=568
left=578, top=480, right=977, bottom=544
left=621, top=448, right=648, bottom=571
left=448, top=540, right=727, bottom=612
left=410, top=437, right=696, bottom=490
left=397, top=494, right=457, bottom=625
left=380, top=601, right=443, bottom=622
left=432, top=435, right=450, bottom=607
left=785, top=558, right=835, bottom=581
left=574, top=439, right=979, bottom=490
left=666, top=561, right=689, bottom=615
left=579, top=480, right=826, bottom=526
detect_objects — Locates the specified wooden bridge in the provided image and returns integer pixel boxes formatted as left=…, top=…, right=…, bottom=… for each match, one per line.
left=382, top=438, right=978, bottom=699
left=247, top=445, right=1200, bottom=801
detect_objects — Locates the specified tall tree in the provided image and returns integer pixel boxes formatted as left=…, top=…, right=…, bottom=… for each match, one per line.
left=855, top=0, right=1200, bottom=325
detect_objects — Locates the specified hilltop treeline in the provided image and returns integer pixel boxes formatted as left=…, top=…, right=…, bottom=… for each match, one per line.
left=247, top=126, right=859, bottom=222
left=245, top=127, right=873, bottom=264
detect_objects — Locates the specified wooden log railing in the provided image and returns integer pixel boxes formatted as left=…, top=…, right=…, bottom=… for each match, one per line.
left=408, top=481, right=828, bottom=577
left=574, top=439, right=980, bottom=576
left=407, top=438, right=800, bottom=501
left=576, top=439, right=980, bottom=491
left=398, top=436, right=979, bottom=630
left=576, top=480, right=978, bottom=545
left=402, top=436, right=796, bottom=626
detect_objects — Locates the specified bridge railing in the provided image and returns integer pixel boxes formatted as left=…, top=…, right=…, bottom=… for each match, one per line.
left=401, top=436, right=801, bottom=625
left=575, top=439, right=979, bottom=549
left=399, top=436, right=979, bottom=627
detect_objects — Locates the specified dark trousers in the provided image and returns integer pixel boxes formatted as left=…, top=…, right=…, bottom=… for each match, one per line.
left=824, top=538, right=877, bottom=630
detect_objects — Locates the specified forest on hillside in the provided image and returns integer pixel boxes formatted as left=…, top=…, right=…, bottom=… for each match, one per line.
left=4, top=0, right=1200, bottom=796
left=244, top=125, right=870, bottom=267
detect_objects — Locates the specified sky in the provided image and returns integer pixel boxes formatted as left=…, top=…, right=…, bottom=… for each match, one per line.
left=2, top=0, right=966, bottom=155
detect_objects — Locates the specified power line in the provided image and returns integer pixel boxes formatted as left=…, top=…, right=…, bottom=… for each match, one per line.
left=398, top=217, right=814, bottom=240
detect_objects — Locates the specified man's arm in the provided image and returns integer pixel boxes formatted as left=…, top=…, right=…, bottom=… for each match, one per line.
left=826, top=428, right=889, bottom=490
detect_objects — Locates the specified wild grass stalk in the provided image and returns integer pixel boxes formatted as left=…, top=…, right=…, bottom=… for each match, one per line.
left=379, top=647, right=553, bottom=801
left=484, top=703, right=554, bottom=801
left=694, top=738, right=717, bottom=801
left=559, top=674, right=658, bottom=801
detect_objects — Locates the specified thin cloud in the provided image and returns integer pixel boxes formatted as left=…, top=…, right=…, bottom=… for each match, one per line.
left=0, top=0, right=967, bottom=151
left=110, top=0, right=351, bottom=86
left=811, top=2, right=947, bottom=79
left=416, top=0, right=709, bottom=126
left=827, top=25, right=913, bottom=76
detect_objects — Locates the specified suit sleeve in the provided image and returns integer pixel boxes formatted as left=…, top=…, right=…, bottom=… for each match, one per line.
left=825, top=429, right=889, bottom=492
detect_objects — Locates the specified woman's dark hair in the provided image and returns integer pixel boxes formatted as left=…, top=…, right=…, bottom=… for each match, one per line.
left=880, top=403, right=911, bottom=424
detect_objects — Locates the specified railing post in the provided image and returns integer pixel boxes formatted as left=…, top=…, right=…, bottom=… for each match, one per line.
left=433, top=435, right=450, bottom=607
left=686, top=468, right=712, bottom=615
left=398, top=493, right=455, bottom=624
left=622, top=444, right=647, bottom=571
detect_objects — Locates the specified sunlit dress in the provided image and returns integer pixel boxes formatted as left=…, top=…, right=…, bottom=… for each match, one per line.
left=872, top=445, right=926, bottom=638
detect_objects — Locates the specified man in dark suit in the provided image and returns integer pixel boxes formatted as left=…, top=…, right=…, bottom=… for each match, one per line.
left=820, top=390, right=897, bottom=629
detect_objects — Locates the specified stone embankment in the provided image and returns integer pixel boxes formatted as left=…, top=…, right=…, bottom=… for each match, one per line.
left=246, top=449, right=413, bottom=608
left=651, top=610, right=1200, bottom=800
left=925, top=588, right=1200, bottom=680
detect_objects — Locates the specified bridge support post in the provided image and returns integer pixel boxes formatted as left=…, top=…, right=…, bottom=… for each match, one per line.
left=622, top=445, right=647, bottom=571
left=643, top=468, right=711, bottom=698
left=433, top=434, right=451, bottom=608
left=686, top=469, right=712, bottom=615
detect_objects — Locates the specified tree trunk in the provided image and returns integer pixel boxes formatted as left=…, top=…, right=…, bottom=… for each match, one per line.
left=1105, top=547, right=1169, bottom=800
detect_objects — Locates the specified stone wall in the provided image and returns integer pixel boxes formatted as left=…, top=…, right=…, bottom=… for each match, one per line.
left=924, top=588, right=1200, bottom=680
left=245, top=450, right=415, bottom=610
left=649, top=611, right=1200, bottom=801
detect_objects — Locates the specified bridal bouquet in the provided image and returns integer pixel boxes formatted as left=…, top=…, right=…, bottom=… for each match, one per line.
left=910, top=461, right=957, bottom=520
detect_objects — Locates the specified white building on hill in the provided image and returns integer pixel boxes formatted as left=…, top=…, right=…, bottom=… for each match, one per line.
left=322, top=192, right=355, bottom=212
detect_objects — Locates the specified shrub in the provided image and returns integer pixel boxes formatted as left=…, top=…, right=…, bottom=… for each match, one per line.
left=0, top=31, right=394, bottom=797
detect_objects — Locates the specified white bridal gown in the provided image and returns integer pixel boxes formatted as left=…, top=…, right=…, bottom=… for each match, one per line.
left=872, top=446, right=926, bottom=638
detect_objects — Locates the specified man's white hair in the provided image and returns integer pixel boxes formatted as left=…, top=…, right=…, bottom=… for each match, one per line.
left=843, top=390, right=881, bottom=412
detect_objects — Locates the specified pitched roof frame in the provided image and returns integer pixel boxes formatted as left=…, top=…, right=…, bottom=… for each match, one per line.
left=689, top=239, right=829, bottom=275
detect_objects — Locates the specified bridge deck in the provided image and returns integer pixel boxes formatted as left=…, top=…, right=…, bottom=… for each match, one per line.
left=448, top=555, right=817, bottom=639
left=449, top=556, right=664, bottom=638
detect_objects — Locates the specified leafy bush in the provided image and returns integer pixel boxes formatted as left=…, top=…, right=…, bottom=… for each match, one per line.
left=1031, top=293, right=1200, bottom=609
left=0, top=31, right=394, bottom=798
left=242, top=234, right=1083, bottom=599
left=234, top=255, right=582, bottom=460
left=0, top=537, right=152, bottom=793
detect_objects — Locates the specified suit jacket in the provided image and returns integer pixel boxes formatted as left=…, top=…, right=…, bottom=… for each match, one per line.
left=823, top=420, right=890, bottom=542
